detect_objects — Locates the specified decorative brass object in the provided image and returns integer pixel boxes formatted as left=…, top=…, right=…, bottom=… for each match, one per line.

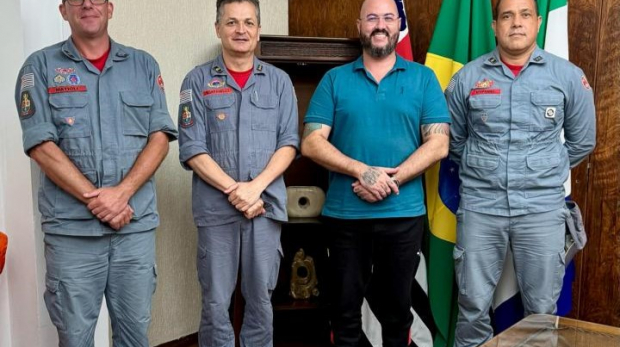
left=290, top=248, right=319, bottom=299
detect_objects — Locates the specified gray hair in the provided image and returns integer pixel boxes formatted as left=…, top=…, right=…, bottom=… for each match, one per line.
left=216, top=0, right=261, bottom=25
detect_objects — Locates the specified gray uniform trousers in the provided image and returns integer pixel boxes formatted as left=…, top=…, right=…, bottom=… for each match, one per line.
left=197, top=217, right=282, bottom=347
left=453, top=208, right=567, bottom=347
left=44, top=230, right=157, bottom=347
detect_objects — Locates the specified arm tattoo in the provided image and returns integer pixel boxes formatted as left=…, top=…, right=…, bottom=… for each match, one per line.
left=421, top=123, right=450, bottom=139
left=361, top=167, right=381, bottom=186
left=303, top=123, right=323, bottom=139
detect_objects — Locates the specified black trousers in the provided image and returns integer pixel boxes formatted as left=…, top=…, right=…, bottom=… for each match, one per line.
left=325, top=216, right=424, bottom=347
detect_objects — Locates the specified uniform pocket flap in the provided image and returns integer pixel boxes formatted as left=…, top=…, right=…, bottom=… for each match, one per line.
left=531, top=91, right=564, bottom=106
left=120, top=91, right=154, bottom=107
left=205, top=95, right=235, bottom=109
left=468, top=95, right=501, bottom=109
left=526, top=155, right=560, bottom=170
left=49, top=94, right=88, bottom=108
left=466, top=154, right=499, bottom=170
left=251, top=94, right=278, bottom=109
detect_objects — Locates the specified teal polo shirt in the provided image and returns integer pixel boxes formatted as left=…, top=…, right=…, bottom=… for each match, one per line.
left=304, top=55, right=450, bottom=219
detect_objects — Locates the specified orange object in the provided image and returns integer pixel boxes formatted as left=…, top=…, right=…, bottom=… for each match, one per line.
left=0, top=232, right=7, bottom=274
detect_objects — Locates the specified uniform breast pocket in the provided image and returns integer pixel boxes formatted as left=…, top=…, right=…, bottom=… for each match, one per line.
left=468, top=94, right=506, bottom=135
left=529, top=91, right=564, bottom=132
left=49, top=94, right=91, bottom=139
left=251, top=94, right=278, bottom=132
left=205, top=95, right=236, bottom=133
left=120, top=91, right=153, bottom=149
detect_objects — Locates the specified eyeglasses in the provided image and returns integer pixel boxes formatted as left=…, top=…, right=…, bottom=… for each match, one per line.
left=361, top=14, right=400, bottom=25
left=63, top=0, right=108, bottom=6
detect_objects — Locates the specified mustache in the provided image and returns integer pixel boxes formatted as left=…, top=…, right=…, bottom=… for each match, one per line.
left=371, top=29, right=390, bottom=37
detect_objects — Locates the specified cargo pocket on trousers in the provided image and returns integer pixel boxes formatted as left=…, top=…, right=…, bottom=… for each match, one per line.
left=44, top=277, right=66, bottom=331
left=267, top=244, right=284, bottom=294
left=453, top=246, right=467, bottom=296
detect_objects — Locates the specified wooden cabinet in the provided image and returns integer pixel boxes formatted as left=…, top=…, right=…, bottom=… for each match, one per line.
left=256, top=35, right=361, bottom=347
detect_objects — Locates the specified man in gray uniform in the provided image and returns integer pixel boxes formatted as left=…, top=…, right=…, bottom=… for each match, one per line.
left=15, top=0, right=177, bottom=345
left=177, top=1, right=298, bottom=346
left=446, top=0, right=596, bottom=346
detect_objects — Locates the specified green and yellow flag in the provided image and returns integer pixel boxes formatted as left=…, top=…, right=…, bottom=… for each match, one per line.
left=424, top=1, right=495, bottom=346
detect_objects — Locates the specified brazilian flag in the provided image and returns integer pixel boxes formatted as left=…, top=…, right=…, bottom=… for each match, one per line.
left=423, top=1, right=495, bottom=347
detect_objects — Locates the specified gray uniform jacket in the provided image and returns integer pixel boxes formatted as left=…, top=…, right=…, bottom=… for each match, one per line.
left=15, top=38, right=178, bottom=236
left=446, top=47, right=596, bottom=216
left=178, top=55, right=299, bottom=227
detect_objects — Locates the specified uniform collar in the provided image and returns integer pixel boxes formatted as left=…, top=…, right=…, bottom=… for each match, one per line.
left=61, top=37, right=130, bottom=62
left=353, top=54, right=408, bottom=72
left=484, top=45, right=547, bottom=66
left=212, top=54, right=267, bottom=76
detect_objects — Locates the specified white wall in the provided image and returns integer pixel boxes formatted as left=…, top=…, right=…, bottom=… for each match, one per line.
left=0, top=0, right=288, bottom=346
left=108, top=1, right=289, bottom=344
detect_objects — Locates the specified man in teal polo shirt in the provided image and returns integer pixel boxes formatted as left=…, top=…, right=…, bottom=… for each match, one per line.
left=301, top=0, right=450, bottom=345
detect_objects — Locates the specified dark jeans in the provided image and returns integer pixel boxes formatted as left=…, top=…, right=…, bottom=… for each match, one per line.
left=325, top=216, right=424, bottom=347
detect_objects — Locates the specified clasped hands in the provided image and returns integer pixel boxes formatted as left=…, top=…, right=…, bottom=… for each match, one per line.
left=352, top=166, right=400, bottom=203
left=83, top=186, right=134, bottom=231
left=225, top=181, right=266, bottom=219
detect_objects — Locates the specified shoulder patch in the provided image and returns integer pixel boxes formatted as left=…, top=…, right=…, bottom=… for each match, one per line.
left=19, top=91, right=36, bottom=118
left=180, top=89, right=193, bottom=104
left=20, top=73, right=34, bottom=91
left=581, top=75, right=591, bottom=90
left=179, top=104, right=194, bottom=128
left=157, top=74, right=165, bottom=92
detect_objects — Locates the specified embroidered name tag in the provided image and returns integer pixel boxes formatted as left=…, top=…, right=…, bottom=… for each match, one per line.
left=48, top=85, right=87, bottom=94
left=470, top=89, right=501, bottom=96
left=203, top=87, right=233, bottom=96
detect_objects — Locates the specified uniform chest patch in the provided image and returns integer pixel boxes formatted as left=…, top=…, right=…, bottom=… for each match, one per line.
left=48, top=85, right=87, bottom=94
left=55, top=68, right=75, bottom=75
left=207, top=78, right=226, bottom=88
left=203, top=87, right=233, bottom=96
left=470, top=89, right=501, bottom=96
left=20, top=91, right=35, bottom=118
left=474, top=78, right=494, bottom=89
left=68, top=74, right=80, bottom=85
left=54, top=74, right=66, bottom=84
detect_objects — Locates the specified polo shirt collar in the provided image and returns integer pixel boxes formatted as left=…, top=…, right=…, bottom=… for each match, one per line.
left=353, top=54, right=408, bottom=72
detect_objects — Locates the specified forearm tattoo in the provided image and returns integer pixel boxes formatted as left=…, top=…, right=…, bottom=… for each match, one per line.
left=361, top=167, right=381, bottom=186
left=421, top=123, right=449, bottom=139
left=303, top=123, right=323, bottom=139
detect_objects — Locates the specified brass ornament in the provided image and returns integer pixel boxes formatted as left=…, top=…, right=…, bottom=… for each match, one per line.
left=290, top=248, right=319, bottom=299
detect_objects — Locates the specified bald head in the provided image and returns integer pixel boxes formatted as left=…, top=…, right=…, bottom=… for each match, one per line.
left=360, top=0, right=398, bottom=19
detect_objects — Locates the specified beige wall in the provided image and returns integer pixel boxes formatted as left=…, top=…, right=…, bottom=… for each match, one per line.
left=109, top=1, right=289, bottom=345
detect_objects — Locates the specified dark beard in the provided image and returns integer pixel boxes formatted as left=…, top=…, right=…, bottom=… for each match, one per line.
left=360, top=29, right=398, bottom=58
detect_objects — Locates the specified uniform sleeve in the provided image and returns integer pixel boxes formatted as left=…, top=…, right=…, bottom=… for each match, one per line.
left=275, top=73, right=299, bottom=151
left=420, top=69, right=451, bottom=125
left=563, top=68, right=596, bottom=168
left=303, top=71, right=336, bottom=126
left=15, top=60, right=58, bottom=155
left=178, top=72, right=210, bottom=170
left=147, top=58, right=178, bottom=141
left=445, top=72, right=469, bottom=165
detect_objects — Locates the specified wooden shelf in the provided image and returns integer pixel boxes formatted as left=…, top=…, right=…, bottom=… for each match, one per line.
left=256, top=35, right=361, bottom=64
